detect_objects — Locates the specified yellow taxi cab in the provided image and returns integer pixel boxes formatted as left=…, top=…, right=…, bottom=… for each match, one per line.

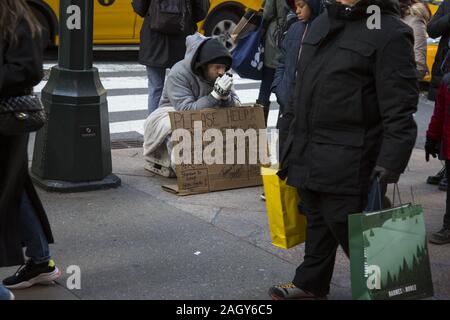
left=27, top=0, right=440, bottom=81
left=26, top=0, right=263, bottom=49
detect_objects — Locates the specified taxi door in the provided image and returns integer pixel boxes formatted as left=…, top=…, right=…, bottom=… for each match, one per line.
left=93, top=0, right=136, bottom=42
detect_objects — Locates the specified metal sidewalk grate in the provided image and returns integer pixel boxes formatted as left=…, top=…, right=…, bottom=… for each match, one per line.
left=111, top=139, right=143, bottom=149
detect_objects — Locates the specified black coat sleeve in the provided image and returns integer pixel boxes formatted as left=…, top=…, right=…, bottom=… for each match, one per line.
left=0, top=20, right=43, bottom=96
left=427, top=1, right=450, bottom=38
left=192, top=0, right=210, bottom=23
left=132, top=0, right=151, bottom=18
left=375, top=28, right=418, bottom=174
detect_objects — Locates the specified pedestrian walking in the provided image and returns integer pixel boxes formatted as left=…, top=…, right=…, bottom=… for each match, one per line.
left=270, top=0, right=418, bottom=299
left=257, top=0, right=289, bottom=123
left=400, top=0, right=431, bottom=79
left=272, top=0, right=324, bottom=157
left=0, top=0, right=60, bottom=290
left=425, top=51, right=450, bottom=245
left=427, top=0, right=450, bottom=101
left=425, top=0, right=450, bottom=188
left=132, top=0, right=211, bottom=115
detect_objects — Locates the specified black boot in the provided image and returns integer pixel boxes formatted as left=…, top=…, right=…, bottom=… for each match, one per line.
left=427, top=166, right=446, bottom=185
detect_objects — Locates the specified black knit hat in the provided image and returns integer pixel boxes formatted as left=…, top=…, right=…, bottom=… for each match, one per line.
left=193, top=38, right=232, bottom=74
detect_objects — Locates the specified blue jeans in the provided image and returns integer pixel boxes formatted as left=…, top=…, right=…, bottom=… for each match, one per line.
left=0, top=284, right=12, bottom=300
left=146, top=66, right=166, bottom=115
left=20, top=191, right=51, bottom=264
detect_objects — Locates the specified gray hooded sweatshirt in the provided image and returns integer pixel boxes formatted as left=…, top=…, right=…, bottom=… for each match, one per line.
left=159, top=33, right=241, bottom=111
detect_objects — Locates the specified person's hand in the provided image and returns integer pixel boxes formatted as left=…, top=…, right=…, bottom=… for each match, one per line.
left=370, top=165, right=400, bottom=184
left=425, top=137, right=439, bottom=162
left=211, top=73, right=233, bottom=101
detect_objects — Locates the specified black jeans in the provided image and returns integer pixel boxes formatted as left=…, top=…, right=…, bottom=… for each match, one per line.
left=445, top=161, right=450, bottom=229
left=293, top=188, right=367, bottom=296
left=257, top=66, right=276, bottom=125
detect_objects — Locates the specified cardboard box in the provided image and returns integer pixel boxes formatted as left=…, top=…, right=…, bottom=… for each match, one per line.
left=162, top=105, right=267, bottom=195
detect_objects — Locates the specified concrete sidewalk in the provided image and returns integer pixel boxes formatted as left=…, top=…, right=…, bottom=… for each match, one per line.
left=1, top=147, right=449, bottom=300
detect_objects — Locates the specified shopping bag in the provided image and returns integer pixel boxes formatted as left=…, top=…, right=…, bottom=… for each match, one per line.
left=231, top=20, right=264, bottom=80
left=261, top=167, right=306, bottom=249
left=349, top=184, right=434, bottom=300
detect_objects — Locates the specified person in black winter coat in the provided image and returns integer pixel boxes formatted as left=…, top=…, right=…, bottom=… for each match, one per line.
left=269, top=0, right=418, bottom=300
left=132, top=0, right=210, bottom=114
left=427, top=0, right=450, bottom=101
left=0, top=0, right=60, bottom=290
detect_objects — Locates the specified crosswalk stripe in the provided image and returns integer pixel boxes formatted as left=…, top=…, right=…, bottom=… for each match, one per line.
left=34, top=76, right=259, bottom=93
left=41, top=62, right=279, bottom=137
left=105, top=90, right=276, bottom=113
left=109, top=110, right=279, bottom=135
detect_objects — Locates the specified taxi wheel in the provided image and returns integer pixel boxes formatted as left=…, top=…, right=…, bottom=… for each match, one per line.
left=204, top=10, right=241, bottom=51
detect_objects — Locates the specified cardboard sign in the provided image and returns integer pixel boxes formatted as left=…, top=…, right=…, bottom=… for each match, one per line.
left=162, top=106, right=266, bottom=195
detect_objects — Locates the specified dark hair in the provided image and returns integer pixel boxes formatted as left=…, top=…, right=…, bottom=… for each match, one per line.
left=398, top=0, right=412, bottom=18
left=0, top=0, right=42, bottom=46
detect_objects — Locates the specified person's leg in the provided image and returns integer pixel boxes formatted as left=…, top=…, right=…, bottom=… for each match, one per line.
left=319, top=192, right=366, bottom=258
left=429, top=160, right=450, bottom=244
left=257, top=66, right=276, bottom=124
left=19, top=191, right=51, bottom=263
left=2, top=191, right=60, bottom=289
left=291, top=189, right=340, bottom=297
left=147, top=66, right=166, bottom=115
left=445, top=160, right=450, bottom=229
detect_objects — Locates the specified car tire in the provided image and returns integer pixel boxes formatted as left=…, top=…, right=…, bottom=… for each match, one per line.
left=31, top=7, right=51, bottom=50
left=203, top=10, right=241, bottom=51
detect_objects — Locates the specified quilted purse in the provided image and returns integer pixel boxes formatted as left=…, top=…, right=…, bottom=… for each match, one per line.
left=0, top=95, right=46, bottom=135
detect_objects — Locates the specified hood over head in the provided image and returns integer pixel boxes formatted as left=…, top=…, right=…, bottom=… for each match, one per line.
left=286, top=0, right=324, bottom=21
left=325, top=0, right=400, bottom=20
left=183, top=33, right=232, bottom=80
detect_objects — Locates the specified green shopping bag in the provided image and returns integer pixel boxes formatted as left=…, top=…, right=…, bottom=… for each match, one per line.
left=349, top=185, right=434, bottom=300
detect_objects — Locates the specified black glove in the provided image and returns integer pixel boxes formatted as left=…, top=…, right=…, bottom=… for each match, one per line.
left=425, top=137, right=439, bottom=162
left=370, top=165, right=400, bottom=184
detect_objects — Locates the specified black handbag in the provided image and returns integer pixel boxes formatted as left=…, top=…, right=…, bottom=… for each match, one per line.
left=0, top=94, right=47, bottom=135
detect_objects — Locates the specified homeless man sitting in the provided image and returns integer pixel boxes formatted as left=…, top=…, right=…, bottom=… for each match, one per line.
left=143, top=33, right=241, bottom=176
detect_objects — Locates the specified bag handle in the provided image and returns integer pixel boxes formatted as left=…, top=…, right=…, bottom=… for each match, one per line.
left=369, top=178, right=383, bottom=212
left=392, top=183, right=403, bottom=207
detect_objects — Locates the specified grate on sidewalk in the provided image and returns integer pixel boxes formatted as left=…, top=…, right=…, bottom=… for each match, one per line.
left=111, top=139, right=143, bottom=149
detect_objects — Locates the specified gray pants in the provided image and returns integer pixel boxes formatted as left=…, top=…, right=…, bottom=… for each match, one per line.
left=146, top=66, right=166, bottom=115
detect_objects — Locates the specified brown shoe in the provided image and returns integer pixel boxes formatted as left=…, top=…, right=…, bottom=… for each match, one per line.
left=268, top=282, right=327, bottom=300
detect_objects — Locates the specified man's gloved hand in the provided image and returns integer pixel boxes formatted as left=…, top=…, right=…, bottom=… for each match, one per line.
left=425, top=137, right=439, bottom=162
left=211, top=73, right=233, bottom=101
left=370, top=165, right=400, bottom=184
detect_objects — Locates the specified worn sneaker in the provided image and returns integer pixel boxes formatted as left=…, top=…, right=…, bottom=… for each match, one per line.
left=3, top=259, right=61, bottom=289
left=429, top=228, right=450, bottom=245
left=0, top=285, right=14, bottom=300
left=439, top=177, right=448, bottom=191
left=268, top=282, right=327, bottom=300
left=427, top=166, right=446, bottom=185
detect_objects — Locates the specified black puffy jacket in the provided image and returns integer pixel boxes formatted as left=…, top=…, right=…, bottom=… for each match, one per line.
left=280, top=0, right=418, bottom=195
left=427, top=0, right=450, bottom=101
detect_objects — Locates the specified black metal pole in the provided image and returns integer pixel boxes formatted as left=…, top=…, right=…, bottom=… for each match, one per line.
left=31, top=0, right=121, bottom=192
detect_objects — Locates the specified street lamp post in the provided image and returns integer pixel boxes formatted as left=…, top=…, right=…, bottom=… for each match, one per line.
left=31, top=0, right=121, bottom=192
